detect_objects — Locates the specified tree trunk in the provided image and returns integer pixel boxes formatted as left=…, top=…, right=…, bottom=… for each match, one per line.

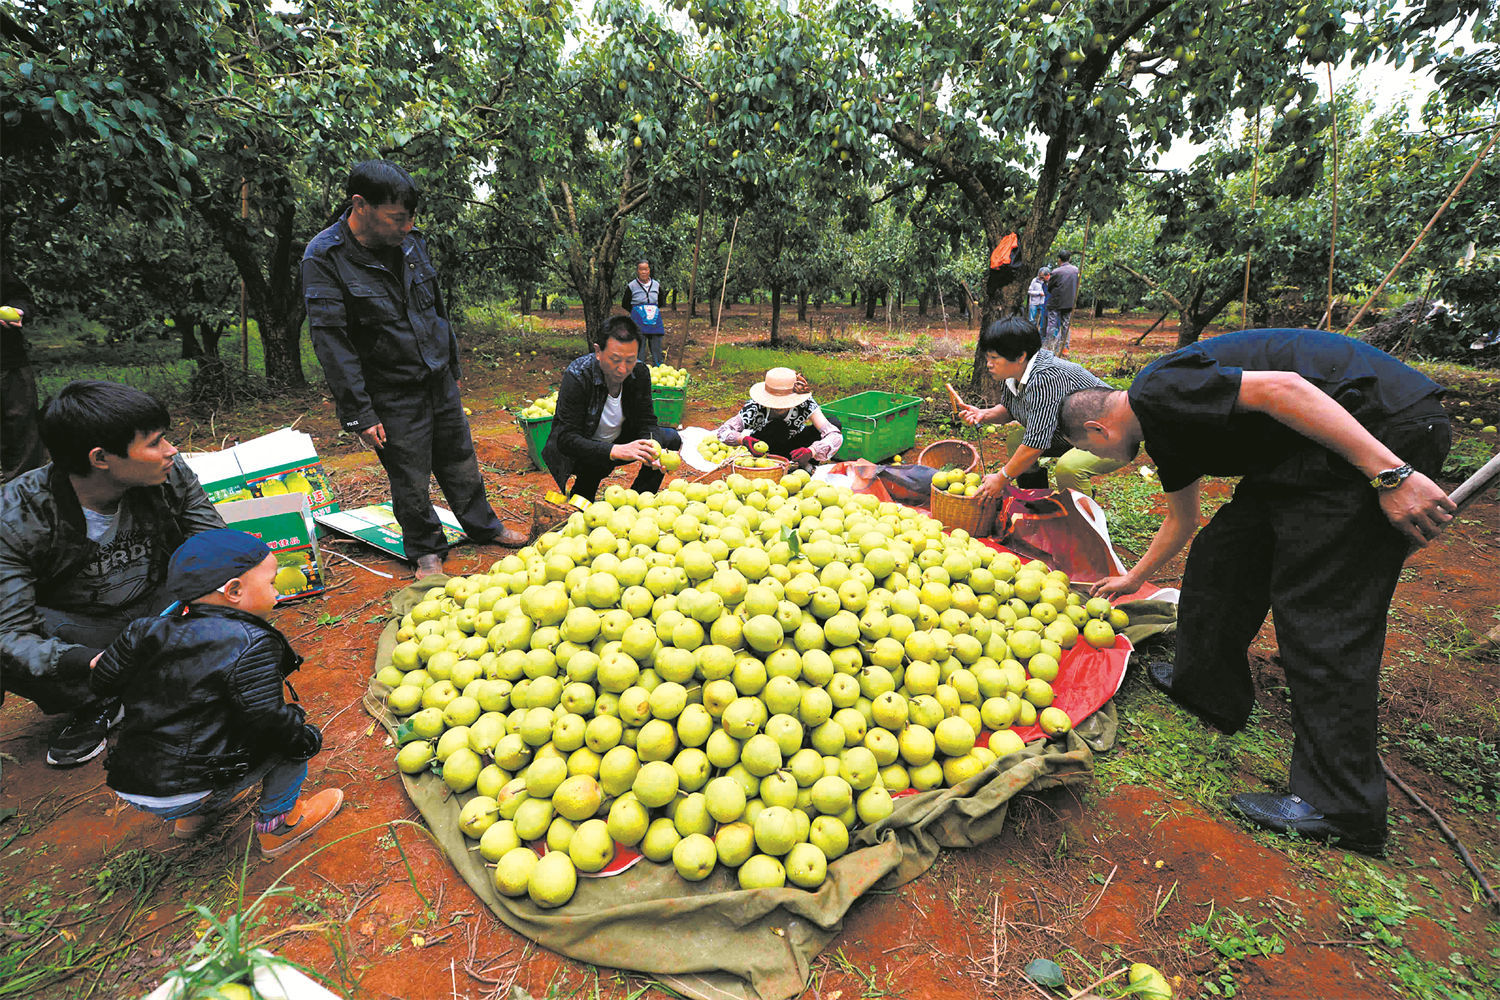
left=864, top=286, right=877, bottom=320
left=797, top=287, right=808, bottom=323
left=260, top=312, right=305, bottom=388
left=519, top=286, right=533, bottom=315
left=850, top=290, right=857, bottom=306
left=176, top=315, right=202, bottom=359
left=1176, top=280, right=1241, bottom=348
left=918, top=290, right=928, bottom=316
left=201, top=321, right=225, bottom=357
left=769, top=284, right=782, bottom=346
left=579, top=277, right=613, bottom=350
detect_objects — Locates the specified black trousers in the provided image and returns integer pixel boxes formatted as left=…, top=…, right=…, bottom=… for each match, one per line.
left=755, top=414, right=841, bottom=459
left=1, top=362, right=47, bottom=483
left=367, top=370, right=503, bottom=561
left=567, top=426, right=683, bottom=501
left=1169, top=402, right=1450, bottom=836
left=3, top=607, right=133, bottom=715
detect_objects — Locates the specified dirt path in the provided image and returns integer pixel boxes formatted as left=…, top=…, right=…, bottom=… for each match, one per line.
left=2, top=307, right=1496, bottom=1000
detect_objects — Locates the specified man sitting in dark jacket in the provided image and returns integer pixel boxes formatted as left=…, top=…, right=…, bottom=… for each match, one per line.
left=542, top=315, right=682, bottom=501
left=91, top=529, right=344, bottom=855
left=0, top=381, right=224, bottom=768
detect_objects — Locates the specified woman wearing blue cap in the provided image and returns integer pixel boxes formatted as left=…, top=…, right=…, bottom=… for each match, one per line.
left=89, top=529, right=344, bottom=856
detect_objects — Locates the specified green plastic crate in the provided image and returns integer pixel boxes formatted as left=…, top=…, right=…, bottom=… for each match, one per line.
left=518, top=413, right=553, bottom=472
left=651, top=380, right=687, bottom=426
left=821, top=390, right=922, bottom=462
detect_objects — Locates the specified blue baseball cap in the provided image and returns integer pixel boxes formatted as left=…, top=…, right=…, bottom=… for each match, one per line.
left=167, top=529, right=273, bottom=602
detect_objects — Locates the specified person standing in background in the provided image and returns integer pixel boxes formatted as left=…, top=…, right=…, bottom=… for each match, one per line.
left=1027, top=267, right=1051, bottom=334
left=1044, top=251, right=1079, bottom=355
left=622, top=260, right=666, bottom=367
left=1, top=255, right=47, bottom=482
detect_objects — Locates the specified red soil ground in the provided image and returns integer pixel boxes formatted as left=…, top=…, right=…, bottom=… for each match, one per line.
left=2, top=307, right=1496, bottom=1000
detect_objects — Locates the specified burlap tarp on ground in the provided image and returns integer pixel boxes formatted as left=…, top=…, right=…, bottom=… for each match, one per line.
left=363, top=582, right=1176, bottom=1000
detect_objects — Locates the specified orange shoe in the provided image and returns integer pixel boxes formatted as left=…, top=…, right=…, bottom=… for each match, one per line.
left=256, top=788, right=345, bottom=858
left=172, top=813, right=212, bottom=840
left=170, top=786, right=255, bottom=840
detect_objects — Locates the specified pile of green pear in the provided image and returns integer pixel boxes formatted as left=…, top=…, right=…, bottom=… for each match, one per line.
left=378, top=470, right=1126, bottom=908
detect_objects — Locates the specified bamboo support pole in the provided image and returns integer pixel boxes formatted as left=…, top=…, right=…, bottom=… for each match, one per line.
left=708, top=215, right=739, bottom=366
left=1343, top=121, right=1500, bottom=335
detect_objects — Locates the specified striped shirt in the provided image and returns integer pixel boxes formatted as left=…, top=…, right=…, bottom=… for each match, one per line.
left=998, top=349, right=1109, bottom=450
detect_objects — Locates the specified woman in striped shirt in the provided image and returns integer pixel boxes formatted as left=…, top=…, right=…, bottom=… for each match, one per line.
left=958, top=316, right=1124, bottom=498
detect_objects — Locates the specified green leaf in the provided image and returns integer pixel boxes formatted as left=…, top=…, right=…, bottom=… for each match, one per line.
left=1025, top=957, right=1065, bottom=988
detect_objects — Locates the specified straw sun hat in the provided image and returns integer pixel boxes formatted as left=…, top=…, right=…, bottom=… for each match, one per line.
left=748, top=367, right=810, bottom=409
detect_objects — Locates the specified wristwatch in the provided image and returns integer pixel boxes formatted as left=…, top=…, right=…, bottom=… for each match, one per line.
left=1370, top=464, right=1414, bottom=490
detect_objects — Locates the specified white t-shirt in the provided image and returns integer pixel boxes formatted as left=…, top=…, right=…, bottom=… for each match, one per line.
left=82, top=506, right=118, bottom=544
left=594, top=392, right=624, bottom=443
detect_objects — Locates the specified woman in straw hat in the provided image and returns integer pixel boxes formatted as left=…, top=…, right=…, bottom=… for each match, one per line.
left=714, top=367, right=843, bottom=470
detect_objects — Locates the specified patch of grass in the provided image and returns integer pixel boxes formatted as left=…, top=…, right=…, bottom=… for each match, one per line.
left=1405, top=603, right=1500, bottom=665
left=1185, top=902, right=1287, bottom=997
left=1091, top=472, right=1165, bottom=556
left=29, top=313, right=322, bottom=405
left=1095, top=690, right=1292, bottom=811
left=1297, top=856, right=1500, bottom=1000
left=1385, top=722, right=1500, bottom=815
left=92, top=848, right=173, bottom=905
left=0, top=887, right=93, bottom=996
left=1442, top=432, right=1497, bottom=481
left=821, top=947, right=903, bottom=998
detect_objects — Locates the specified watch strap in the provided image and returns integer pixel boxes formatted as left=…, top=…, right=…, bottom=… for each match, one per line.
left=1370, top=464, right=1414, bottom=490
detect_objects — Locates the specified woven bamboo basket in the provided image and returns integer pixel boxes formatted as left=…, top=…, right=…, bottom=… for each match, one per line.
left=929, top=483, right=998, bottom=536
left=918, top=438, right=981, bottom=474
left=730, top=457, right=790, bottom=480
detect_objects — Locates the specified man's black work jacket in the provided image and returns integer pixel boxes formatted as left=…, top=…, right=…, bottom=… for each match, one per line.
left=90, top=604, right=318, bottom=796
left=542, top=353, right=660, bottom=491
left=0, top=457, right=224, bottom=696
left=303, top=211, right=459, bottom=433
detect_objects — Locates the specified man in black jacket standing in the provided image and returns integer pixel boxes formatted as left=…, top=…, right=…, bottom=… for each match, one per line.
left=304, top=160, right=523, bottom=579
left=543, top=316, right=682, bottom=501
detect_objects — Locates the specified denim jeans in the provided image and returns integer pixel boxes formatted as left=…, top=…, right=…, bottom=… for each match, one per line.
left=125, top=758, right=308, bottom=821
left=638, top=334, right=665, bottom=367
left=1042, top=307, right=1073, bottom=353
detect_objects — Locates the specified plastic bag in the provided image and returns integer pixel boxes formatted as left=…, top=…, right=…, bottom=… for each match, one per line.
left=997, top=486, right=1128, bottom=584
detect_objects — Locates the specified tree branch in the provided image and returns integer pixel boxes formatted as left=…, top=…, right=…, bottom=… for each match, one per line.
left=1119, top=262, right=1185, bottom=312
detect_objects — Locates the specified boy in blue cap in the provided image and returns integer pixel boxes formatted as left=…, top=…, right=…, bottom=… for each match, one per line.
left=90, top=529, right=344, bottom=856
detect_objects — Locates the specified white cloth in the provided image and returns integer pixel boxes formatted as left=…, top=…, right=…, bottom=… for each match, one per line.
left=594, top=392, right=624, bottom=443
left=116, top=789, right=212, bottom=810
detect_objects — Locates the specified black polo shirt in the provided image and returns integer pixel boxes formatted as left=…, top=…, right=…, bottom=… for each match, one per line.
left=1130, top=329, right=1443, bottom=493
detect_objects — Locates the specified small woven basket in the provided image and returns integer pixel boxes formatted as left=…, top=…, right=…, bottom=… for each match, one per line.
left=730, top=457, right=790, bottom=480
left=929, top=484, right=998, bottom=536
left=918, top=439, right=981, bottom=474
